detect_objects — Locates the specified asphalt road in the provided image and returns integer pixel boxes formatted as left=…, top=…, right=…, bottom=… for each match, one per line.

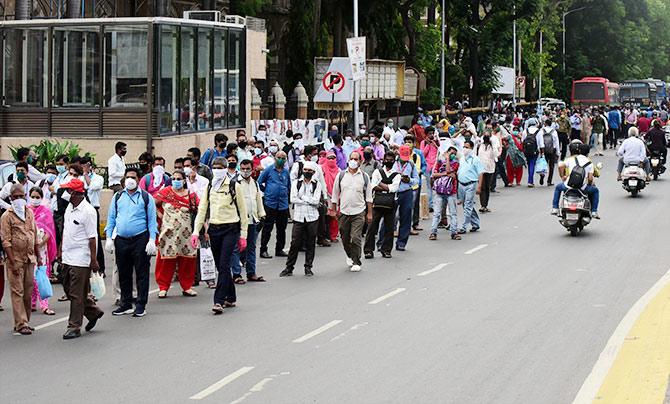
left=1, top=152, right=669, bottom=404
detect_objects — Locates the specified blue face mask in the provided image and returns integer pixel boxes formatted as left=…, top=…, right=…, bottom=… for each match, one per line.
left=56, top=165, right=66, bottom=174
left=46, top=173, right=57, bottom=183
left=172, top=180, right=184, bottom=190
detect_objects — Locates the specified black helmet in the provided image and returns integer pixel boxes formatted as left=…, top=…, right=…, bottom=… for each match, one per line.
left=579, top=143, right=590, bottom=156
left=568, top=140, right=582, bottom=155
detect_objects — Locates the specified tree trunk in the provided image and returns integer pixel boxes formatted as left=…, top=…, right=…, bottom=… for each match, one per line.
left=401, top=8, right=417, bottom=67
left=333, top=5, right=343, bottom=56
left=427, top=1, right=436, bottom=26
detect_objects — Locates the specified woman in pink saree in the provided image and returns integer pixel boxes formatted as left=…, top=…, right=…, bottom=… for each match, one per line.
left=28, top=187, right=57, bottom=315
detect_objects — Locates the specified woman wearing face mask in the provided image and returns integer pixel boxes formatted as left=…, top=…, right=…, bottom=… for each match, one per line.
left=28, top=187, right=57, bottom=315
left=476, top=132, right=496, bottom=213
left=320, top=151, right=341, bottom=242
left=154, top=170, right=200, bottom=298
left=505, top=129, right=526, bottom=186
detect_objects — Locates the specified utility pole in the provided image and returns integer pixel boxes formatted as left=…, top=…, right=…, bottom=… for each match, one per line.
left=353, top=0, right=360, bottom=133
left=512, top=3, right=516, bottom=106
left=440, top=0, right=446, bottom=116
left=538, top=30, right=543, bottom=112
left=562, top=7, right=587, bottom=89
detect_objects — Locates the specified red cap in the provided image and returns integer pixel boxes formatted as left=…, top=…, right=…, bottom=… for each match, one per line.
left=60, top=178, right=86, bottom=194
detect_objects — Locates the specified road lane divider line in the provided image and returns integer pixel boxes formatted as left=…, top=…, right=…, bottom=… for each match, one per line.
left=572, top=267, right=670, bottom=404
left=189, top=366, right=255, bottom=400
left=292, top=320, right=343, bottom=343
left=368, top=288, right=406, bottom=305
left=417, top=263, right=453, bottom=277
left=35, top=288, right=161, bottom=331
left=464, top=244, right=488, bottom=255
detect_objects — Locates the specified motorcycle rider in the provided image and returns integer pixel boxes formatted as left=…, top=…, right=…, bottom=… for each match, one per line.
left=617, top=126, right=651, bottom=181
left=645, top=119, right=668, bottom=163
left=550, top=140, right=600, bottom=219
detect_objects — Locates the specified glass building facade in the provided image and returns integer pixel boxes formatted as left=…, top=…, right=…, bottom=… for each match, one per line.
left=0, top=18, right=246, bottom=137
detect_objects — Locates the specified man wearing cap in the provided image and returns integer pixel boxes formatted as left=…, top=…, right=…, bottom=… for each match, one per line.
left=59, top=179, right=104, bottom=340
left=391, top=145, right=420, bottom=251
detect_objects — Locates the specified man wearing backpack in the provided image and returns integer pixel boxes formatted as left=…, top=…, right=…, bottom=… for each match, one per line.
left=139, top=156, right=171, bottom=197
left=105, top=167, right=158, bottom=318
left=538, top=119, right=561, bottom=186
left=522, top=121, right=540, bottom=187
left=201, top=133, right=228, bottom=168
left=550, top=141, right=600, bottom=219
left=280, top=162, right=322, bottom=277
left=364, top=152, right=401, bottom=259
left=331, top=152, right=373, bottom=272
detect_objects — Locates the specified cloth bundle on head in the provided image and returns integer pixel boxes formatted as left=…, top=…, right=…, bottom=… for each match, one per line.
left=304, top=161, right=318, bottom=173
left=399, top=145, right=412, bottom=161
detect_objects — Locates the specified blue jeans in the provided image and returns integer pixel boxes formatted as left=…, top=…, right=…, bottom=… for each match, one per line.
left=430, top=193, right=458, bottom=235
left=395, top=189, right=414, bottom=248
left=458, top=182, right=480, bottom=231
left=527, top=156, right=537, bottom=184
left=425, top=171, right=434, bottom=209
left=231, top=223, right=259, bottom=277
left=552, top=183, right=600, bottom=212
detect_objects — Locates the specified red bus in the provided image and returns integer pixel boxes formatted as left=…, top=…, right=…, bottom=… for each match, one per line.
left=571, top=77, right=620, bottom=106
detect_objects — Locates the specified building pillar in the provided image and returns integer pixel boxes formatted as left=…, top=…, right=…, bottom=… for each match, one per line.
left=268, top=81, right=286, bottom=120
left=292, top=82, right=308, bottom=120
left=250, top=83, right=261, bottom=121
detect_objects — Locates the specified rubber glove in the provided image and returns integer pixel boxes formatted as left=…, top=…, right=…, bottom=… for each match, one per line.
left=105, top=238, right=114, bottom=254
left=145, top=240, right=157, bottom=256
left=190, top=234, right=200, bottom=249
left=238, top=238, right=247, bottom=253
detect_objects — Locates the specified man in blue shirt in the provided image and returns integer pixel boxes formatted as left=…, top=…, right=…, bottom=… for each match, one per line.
left=607, top=106, right=622, bottom=150
left=105, top=167, right=158, bottom=318
left=391, top=145, right=420, bottom=251
left=257, top=150, right=291, bottom=259
left=457, top=140, right=484, bottom=233
left=201, top=133, right=228, bottom=168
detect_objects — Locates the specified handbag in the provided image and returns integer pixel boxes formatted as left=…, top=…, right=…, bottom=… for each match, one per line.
left=199, top=242, right=217, bottom=282
left=372, top=169, right=398, bottom=209
left=35, top=265, right=53, bottom=300
left=90, top=272, right=106, bottom=299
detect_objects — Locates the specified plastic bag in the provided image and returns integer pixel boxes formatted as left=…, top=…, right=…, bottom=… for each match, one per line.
left=535, top=156, right=548, bottom=174
left=35, top=265, right=53, bottom=300
left=199, top=247, right=217, bottom=281
left=90, top=272, right=106, bottom=300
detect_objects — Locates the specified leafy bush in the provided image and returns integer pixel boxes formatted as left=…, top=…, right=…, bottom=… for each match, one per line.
left=9, top=140, right=96, bottom=168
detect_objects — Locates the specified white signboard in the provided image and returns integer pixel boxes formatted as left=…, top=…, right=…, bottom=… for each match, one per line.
left=314, top=57, right=354, bottom=103
left=492, top=66, right=515, bottom=95
left=346, top=36, right=367, bottom=81
left=251, top=119, right=328, bottom=146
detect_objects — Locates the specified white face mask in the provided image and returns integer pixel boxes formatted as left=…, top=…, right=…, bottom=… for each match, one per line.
left=294, top=139, right=304, bottom=150
left=463, top=148, right=473, bottom=157
left=61, top=190, right=71, bottom=202
left=348, top=160, right=359, bottom=170
left=125, top=178, right=138, bottom=190
left=212, top=169, right=226, bottom=179
left=269, top=146, right=278, bottom=154
left=11, top=198, right=26, bottom=220
left=310, top=155, right=318, bottom=163
left=359, top=129, right=366, bottom=135
left=152, top=165, right=165, bottom=178
left=345, top=137, right=353, bottom=144
left=387, top=122, right=393, bottom=128
left=183, top=167, right=193, bottom=176
left=29, top=197, right=42, bottom=207
left=257, top=130, right=266, bottom=138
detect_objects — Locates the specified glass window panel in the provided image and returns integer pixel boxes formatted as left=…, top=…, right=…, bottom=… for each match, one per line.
left=103, top=25, right=148, bottom=108
left=196, top=28, right=211, bottom=131
left=157, top=25, right=178, bottom=133
left=180, top=27, right=196, bottom=132
left=3, top=28, right=48, bottom=107
left=227, top=29, right=242, bottom=127
left=213, top=28, right=227, bottom=129
left=53, top=27, right=100, bottom=107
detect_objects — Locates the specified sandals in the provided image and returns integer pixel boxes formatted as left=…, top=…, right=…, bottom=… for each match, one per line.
left=158, top=290, right=168, bottom=299
left=15, top=326, right=32, bottom=335
left=58, top=295, right=69, bottom=302
left=429, top=233, right=437, bottom=241
left=451, top=234, right=462, bottom=240
left=247, top=275, right=265, bottom=282
left=212, top=304, right=224, bottom=315
left=233, top=277, right=246, bottom=285
left=224, top=301, right=236, bottom=308
left=182, top=289, right=198, bottom=297
left=42, top=308, right=55, bottom=316
left=206, top=281, right=216, bottom=289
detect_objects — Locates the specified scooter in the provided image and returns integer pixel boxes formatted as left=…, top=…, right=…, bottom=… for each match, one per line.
left=621, top=163, right=647, bottom=196
left=649, top=150, right=666, bottom=180
left=559, top=188, right=592, bottom=237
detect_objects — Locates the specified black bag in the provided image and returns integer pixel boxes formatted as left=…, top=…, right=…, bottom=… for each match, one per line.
left=542, top=128, right=554, bottom=153
left=567, top=157, right=592, bottom=189
left=372, top=169, right=398, bottom=209
left=523, top=130, right=539, bottom=158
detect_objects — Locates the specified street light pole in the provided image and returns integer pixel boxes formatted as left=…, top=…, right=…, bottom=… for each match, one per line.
left=440, top=0, right=445, bottom=115
left=512, top=3, right=516, bottom=106
left=538, top=30, right=543, bottom=112
left=353, top=0, right=360, bottom=133
left=562, top=7, right=587, bottom=75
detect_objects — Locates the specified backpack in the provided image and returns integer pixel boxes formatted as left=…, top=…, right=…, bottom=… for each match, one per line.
left=542, top=128, right=555, bottom=155
left=372, top=169, right=398, bottom=209
left=296, top=179, right=318, bottom=194
left=567, top=157, right=592, bottom=189
left=523, top=129, right=539, bottom=157
left=336, top=170, right=370, bottom=200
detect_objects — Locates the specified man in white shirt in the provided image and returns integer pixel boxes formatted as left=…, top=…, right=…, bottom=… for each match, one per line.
left=537, top=119, right=561, bottom=186
left=382, top=119, right=396, bottom=143
left=331, top=151, right=373, bottom=272
left=59, top=179, right=104, bottom=340
left=15, top=147, right=45, bottom=183
left=280, top=161, right=322, bottom=277
left=617, top=126, right=651, bottom=180
left=107, top=142, right=127, bottom=193
left=364, top=151, right=401, bottom=259
left=183, top=157, right=209, bottom=199
left=0, top=162, right=34, bottom=210
left=551, top=141, right=600, bottom=218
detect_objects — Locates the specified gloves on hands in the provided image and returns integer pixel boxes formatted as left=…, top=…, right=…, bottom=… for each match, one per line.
left=190, top=235, right=200, bottom=249
left=145, top=240, right=157, bottom=256
left=105, top=238, right=114, bottom=254
left=238, top=238, right=247, bottom=253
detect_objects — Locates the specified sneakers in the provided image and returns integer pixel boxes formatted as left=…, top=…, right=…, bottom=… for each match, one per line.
left=279, top=269, right=293, bottom=277
left=591, top=212, right=601, bottom=219
left=346, top=257, right=353, bottom=267
left=350, top=265, right=361, bottom=272
left=132, top=307, right=146, bottom=317
left=550, top=208, right=559, bottom=216
left=304, top=268, right=314, bottom=276
left=112, top=306, right=134, bottom=316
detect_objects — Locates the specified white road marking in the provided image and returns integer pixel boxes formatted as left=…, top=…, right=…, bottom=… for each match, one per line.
left=250, top=377, right=274, bottom=392
left=330, top=322, right=369, bottom=342
left=464, top=244, right=488, bottom=255
left=571, top=267, right=670, bottom=404
left=190, top=366, right=255, bottom=400
left=292, top=320, right=343, bottom=343
left=368, top=288, right=406, bottom=305
left=35, top=288, right=161, bottom=331
left=417, top=263, right=452, bottom=277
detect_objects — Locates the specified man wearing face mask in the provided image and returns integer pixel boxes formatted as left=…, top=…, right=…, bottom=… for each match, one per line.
left=230, top=160, right=266, bottom=283
left=364, top=151, right=401, bottom=259
left=139, top=156, right=172, bottom=197
left=257, top=151, right=291, bottom=259
left=58, top=179, right=104, bottom=340
left=261, top=141, right=280, bottom=169
left=81, top=157, right=106, bottom=276
left=202, top=133, right=228, bottom=168
left=255, top=124, right=269, bottom=145
left=458, top=140, right=484, bottom=233
left=236, top=131, right=253, bottom=162
left=369, top=130, right=386, bottom=161
left=290, top=145, right=329, bottom=246
left=138, top=152, right=154, bottom=177
left=1, top=183, right=41, bottom=335
left=108, top=142, right=127, bottom=193
left=183, top=157, right=209, bottom=199
left=105, top=168, right=158, bottom=318
left=15, top=147, right=45, bottom=183
left=331, top=135, right=347, bottom=170
left=187, top=147, right=213, bottom=182
left=342, top=131, right=360, bottom=161
left=38, top=164, right=59, bottom=209
left=53, top=155, right=71, bottom=192
left=360, top=146, right=380, bottom=179
left=252, top=140, right=267, bottom=177
left=331, top=152, right=373, bottom=272
left=382, top=119, right=396, bottom=143
left=0, top=162, right=34, bottom=211
left=287, top=133, right=304, bottom=169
